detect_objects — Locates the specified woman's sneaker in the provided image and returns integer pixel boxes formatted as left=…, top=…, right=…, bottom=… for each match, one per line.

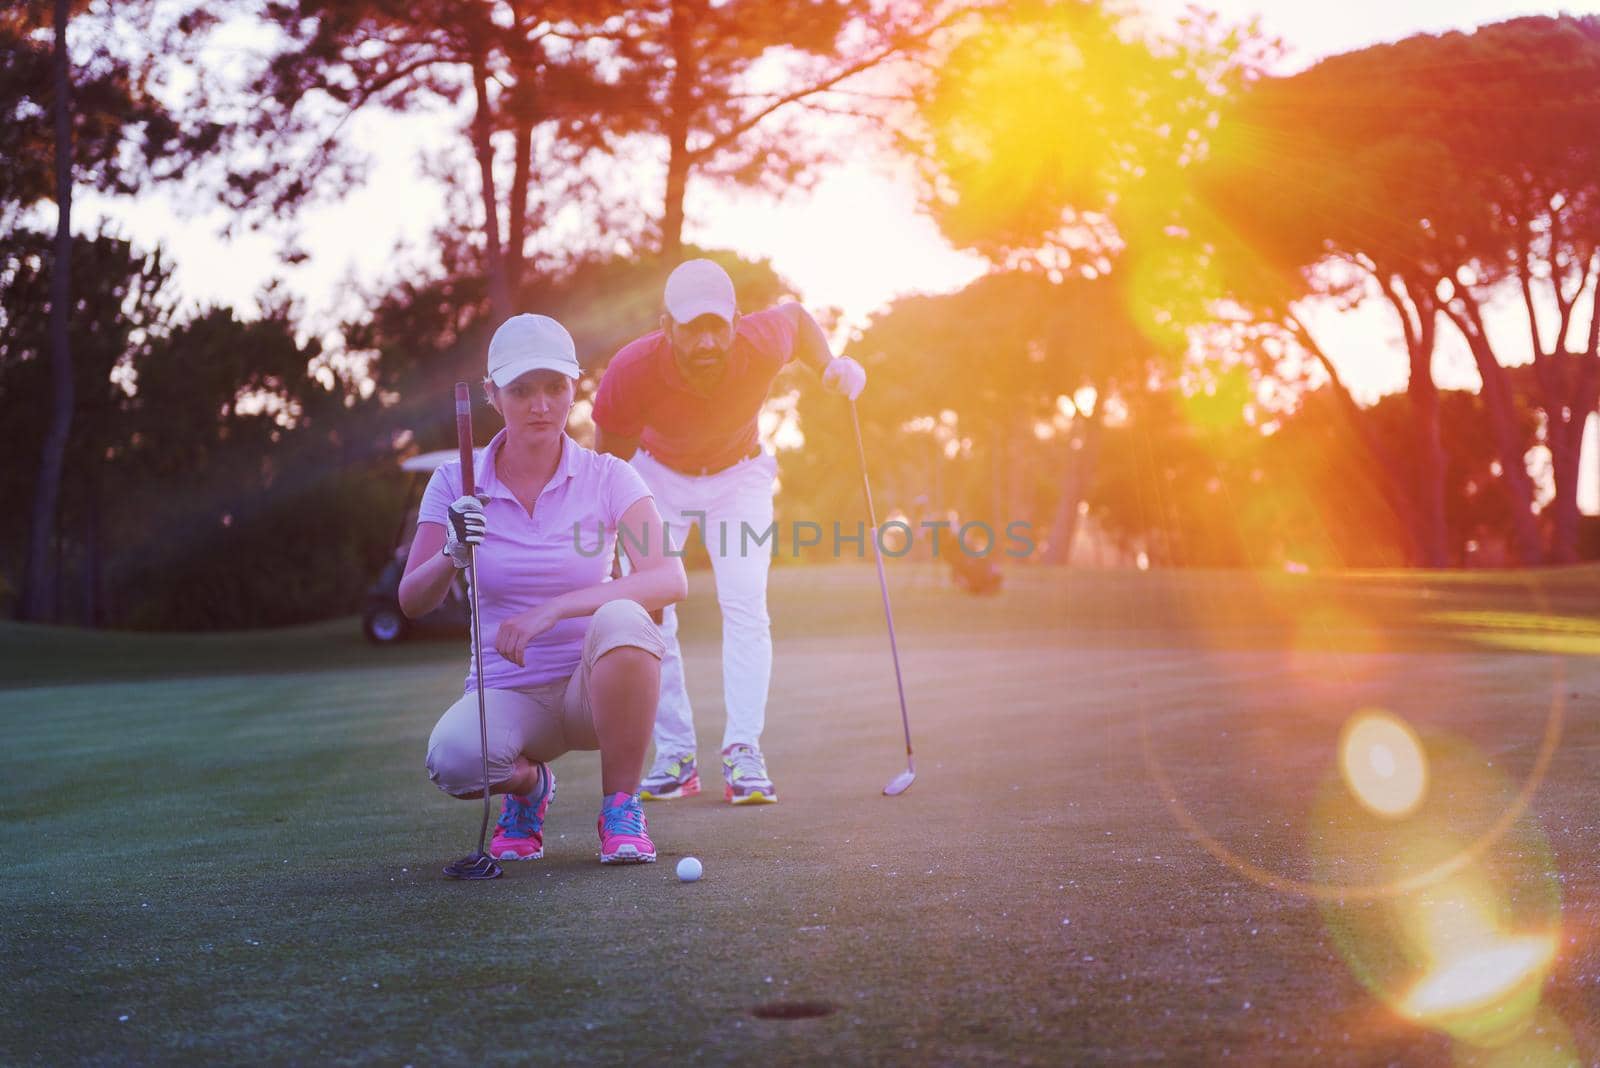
left=490, top=763, right=554, bottom=861
left=722, top=744, right=778, bottom=805
left=640, top=752, right=700, bottom=801
left=598, top=792, right=657, bottom=864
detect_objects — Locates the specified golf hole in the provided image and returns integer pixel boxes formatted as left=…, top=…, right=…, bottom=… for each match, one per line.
left=748, top=1000, right=837, bottom=1020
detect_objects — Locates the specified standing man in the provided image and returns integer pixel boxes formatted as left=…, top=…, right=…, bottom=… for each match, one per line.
left=591, top=259, right=866, bottom=805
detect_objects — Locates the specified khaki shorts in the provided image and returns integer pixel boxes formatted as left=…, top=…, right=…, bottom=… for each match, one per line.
left=425, top=599, right=665, bottom=797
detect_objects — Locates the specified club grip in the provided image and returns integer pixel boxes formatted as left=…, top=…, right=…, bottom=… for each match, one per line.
left=455, top=382, right=475, bottom=497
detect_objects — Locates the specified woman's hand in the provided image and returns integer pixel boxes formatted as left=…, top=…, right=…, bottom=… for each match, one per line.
left=494, top=601, right=565, bottom=667
left=443, top=495, right=486, bottom=569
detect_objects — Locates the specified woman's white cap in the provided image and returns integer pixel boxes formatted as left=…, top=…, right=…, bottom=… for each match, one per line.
left=487, top=314, right=581, bottom=386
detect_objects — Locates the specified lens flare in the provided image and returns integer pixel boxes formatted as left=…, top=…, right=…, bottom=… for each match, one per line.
left=1338, top=710, right=1427, bottom=818
left=1386, top=875, right=1559, bottom=1044
left=1401, top=934, right=1556, bottom=1023
left=1311, top=737, right=1564, bottom=1053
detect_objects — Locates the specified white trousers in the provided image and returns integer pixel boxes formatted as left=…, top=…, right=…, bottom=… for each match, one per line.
left=629, top=447, right=777, bottom=756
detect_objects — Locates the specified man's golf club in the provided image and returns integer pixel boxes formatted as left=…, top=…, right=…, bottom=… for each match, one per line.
left=443, top=381, right=502, bottom=880
left=848, top=398, right=916, bottom=796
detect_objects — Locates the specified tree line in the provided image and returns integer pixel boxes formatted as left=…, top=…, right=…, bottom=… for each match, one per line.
left=5, top=2, right=1600, bottom=628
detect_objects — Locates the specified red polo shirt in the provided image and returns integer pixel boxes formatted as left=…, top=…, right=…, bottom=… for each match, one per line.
left=592, top=307, right=798, bottom=473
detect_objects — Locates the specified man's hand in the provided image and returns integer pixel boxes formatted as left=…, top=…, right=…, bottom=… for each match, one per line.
left=443, top=495, right=486, bottom=569
left=494, top=602, right=564, bottom=667
left=822, top=355, right=867, bottom=400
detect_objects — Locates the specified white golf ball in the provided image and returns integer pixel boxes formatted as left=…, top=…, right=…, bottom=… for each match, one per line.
left=676, top=856, right=703, bottom=882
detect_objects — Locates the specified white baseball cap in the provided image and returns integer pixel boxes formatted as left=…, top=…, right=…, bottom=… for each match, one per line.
left=486, top=314, right=581, bottom=386
left=663, top=259, right=737, bottom=324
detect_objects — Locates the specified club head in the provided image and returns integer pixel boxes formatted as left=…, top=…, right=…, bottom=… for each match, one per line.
left=882, top=768, right=916, bottom=796
left=443, top=851, right=503, bottom=880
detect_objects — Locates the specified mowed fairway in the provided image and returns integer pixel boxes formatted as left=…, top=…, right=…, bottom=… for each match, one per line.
left=3, top=564, right=1600, bottom=1065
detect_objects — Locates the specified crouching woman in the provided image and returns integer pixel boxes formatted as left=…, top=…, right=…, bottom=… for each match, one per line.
left=400, top=314, right=687, bottom=864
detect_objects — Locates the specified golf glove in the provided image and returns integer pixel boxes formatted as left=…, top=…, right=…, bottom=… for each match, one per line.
left=822, top=355, right=867, bottom=401
left=443, top=495, right=486, bottom=569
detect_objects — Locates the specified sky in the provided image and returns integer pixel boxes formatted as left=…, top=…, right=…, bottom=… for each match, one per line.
left=82, top=0, right=1600, bottom=496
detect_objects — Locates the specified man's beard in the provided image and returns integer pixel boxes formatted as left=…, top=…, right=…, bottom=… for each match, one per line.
left=679, top=346, right=730, bottom=389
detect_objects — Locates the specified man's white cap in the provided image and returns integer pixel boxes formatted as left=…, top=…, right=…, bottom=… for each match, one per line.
left=486, top=313, right=581, bottom=387
left=664, top=259, right=737, bottom=324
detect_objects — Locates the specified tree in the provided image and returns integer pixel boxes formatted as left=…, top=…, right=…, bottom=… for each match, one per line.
left=3, top=0, right=218, bottom=620
left=0, top=231, right=175, bottom=621
left=232, top=1, right=638, bottom=321
left=618, top=0, right=966, bottom=259
left=1084, top=383, right=1536, bottom=569
left=913, top=0, right=1255, bottom=260
left=1437, top=17, right=1600, bottom=564
left=1185, top=149, right=1442, bottom=566
left=904, top=0, right=1255, bottom=560
left=0, top=3, right=205, bottom=223
left=1087, top=382, right=1286, bottom=568
left=839, top=271, right=1147, bottom=563
left=28, top=0, right=75, bottom=624
left=113, top=305, right=400, bottom=629
left=1201, top=16, right=1600, bottom=565
left=235, top=2, right=967, bottom=309
left=1, top=222, right=403, bottom=629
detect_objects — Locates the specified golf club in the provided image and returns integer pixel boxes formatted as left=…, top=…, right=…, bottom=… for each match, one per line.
left=443, top=381, right=502, bottom=880
left=848, top=398, right=916, bottom=796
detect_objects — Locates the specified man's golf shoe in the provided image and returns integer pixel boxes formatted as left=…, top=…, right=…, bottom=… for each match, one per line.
left=722, top=744, right=778, bottom=805
left=640, top=752, right=700, bottom=801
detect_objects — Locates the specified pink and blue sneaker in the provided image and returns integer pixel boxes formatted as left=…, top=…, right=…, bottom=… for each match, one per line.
left=490, top=763, right=555, bottom=861
left=597, top=792, right=656, bottom=864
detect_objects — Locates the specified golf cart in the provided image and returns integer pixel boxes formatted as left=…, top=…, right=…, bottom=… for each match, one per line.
left=361, top=449, right=474, bottom=644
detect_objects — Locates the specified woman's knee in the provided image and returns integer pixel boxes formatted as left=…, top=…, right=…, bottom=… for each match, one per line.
left=589, top=599, right=666, bottom=662
left=426, top=721, right=510, bottom=798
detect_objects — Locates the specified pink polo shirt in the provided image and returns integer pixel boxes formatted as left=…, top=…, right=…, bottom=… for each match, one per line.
left=591, top=307, right=798, bottom=473
left=419, top=430, right=653, bottom=692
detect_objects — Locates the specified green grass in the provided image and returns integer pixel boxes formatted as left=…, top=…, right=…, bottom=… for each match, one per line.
left=3, top=564, right=1598, bottom=1064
